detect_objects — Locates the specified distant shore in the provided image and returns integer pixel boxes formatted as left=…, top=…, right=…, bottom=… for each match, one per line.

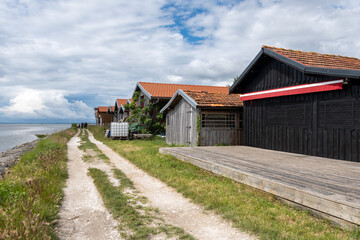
left=0, top=139, right=39, bottom=177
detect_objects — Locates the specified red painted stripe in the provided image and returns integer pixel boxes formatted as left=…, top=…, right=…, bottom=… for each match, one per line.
left=240, top=80, right=343, bottom=101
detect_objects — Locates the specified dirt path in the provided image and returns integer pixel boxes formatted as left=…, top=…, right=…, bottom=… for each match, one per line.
left=88, top=131, right=256, bottom=240
left=57, top=131, right=121, bottom=240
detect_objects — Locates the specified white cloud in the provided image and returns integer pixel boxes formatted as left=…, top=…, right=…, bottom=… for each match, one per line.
left=167, top=75, right=183, bottom=83
left=1, top=0, right=360, bottom=122
left=0, top=89, right=93, bottom=120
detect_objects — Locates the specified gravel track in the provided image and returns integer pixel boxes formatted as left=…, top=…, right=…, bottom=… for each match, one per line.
left=57, top=131, right=121, bottom=240
left=88, top=131, right=256, bottom=240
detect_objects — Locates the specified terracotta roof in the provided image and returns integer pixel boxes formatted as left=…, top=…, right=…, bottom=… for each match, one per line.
left=109, top=106, right=115, bottom=112
left=138, top=82, right=229, bottom=98
left=116, top=99, right=129, bottom=107
left=183, top=90, right=242, bottom=107
left=98, top=106, right=109, bottom=113
left=263, top=46, right=360, bottom=70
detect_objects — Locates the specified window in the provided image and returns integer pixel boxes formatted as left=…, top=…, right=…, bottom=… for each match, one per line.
left=166, top=115, right=170, bottom=126
left=201, top=113, right=236, bottom=128
left=140, top=95, right=145, bottom=107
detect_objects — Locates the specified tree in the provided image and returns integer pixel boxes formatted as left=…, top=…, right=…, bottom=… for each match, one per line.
left=124, top=91, right=165, bottom=134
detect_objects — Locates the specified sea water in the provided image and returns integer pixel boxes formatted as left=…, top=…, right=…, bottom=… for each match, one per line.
left=0, top=124, right=70, bottom=153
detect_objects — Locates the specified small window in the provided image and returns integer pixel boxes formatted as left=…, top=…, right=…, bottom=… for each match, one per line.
left=201, top=113, right=236, bottom=128
left=140, top=95, right=145, bottom=107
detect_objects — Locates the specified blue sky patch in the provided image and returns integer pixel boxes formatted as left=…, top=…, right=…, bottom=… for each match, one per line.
left=161, top=3, right=209, bottom=45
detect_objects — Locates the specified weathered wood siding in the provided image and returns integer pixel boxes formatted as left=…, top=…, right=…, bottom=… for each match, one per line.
left=199, top=110, right=243, bottom=146
left=138, top=92, right=151, bottom=107
left=98, top=112, right=113, bottom=126
left=113, top=112, right=118, bottom=122
left=242, top=57, right=360, bottom=162
left=199, top=128, right=242, bottom=146
left=166, top=99, right=199, bottom=146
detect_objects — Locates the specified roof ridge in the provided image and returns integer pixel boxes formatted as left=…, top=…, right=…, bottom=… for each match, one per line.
left=183, top=89, right=210, bottom=93
left=262, top=45, right=360, bottom=61
left=139, top=81, right=228, bottom=88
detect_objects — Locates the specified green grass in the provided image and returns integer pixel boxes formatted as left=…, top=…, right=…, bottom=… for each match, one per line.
left=79, top=130, right=109, bottom=163
left=35, top=134, right=47, bottom=139
left=89, top=125, right=360, bottom=240
left=88, top=167, right=194, bottom=240
left=0, top=128, right=77, bottom=239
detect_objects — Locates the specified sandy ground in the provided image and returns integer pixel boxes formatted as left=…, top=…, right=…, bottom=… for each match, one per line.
left=57, top=131, right=121, bottom=240
left=88, top=131, right=257, bottom=240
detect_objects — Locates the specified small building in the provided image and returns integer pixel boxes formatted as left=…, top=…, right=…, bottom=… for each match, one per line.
left=114, top=99, right=129, bottom=122
left=133, top=82, right=229, bottom=119
left=94, top=108, right=100, bottom=125
left=95, top=106, right=113, bottom=126
left=230, top=46, right=360, bottom=162
left=160, top=90, right=243, bottom=146
left=108, top=106, right=115, bottom=121
left=114, top=99, right=132, bottom=122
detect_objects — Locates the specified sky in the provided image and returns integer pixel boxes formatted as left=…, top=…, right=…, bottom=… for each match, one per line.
left=1, top=0, right=360, bottom=123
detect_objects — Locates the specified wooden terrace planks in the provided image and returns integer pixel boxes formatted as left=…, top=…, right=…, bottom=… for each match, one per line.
left=159, top=146, right=360, bottom=229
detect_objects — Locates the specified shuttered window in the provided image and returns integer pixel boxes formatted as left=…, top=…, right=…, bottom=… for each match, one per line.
left=201, top=113, right=236, bottom=128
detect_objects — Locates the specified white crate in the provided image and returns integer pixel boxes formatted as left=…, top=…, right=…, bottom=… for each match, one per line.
left=110, top=122, right=129, bottom=138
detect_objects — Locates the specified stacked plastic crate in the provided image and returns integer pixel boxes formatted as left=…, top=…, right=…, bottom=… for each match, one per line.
left=110, top=122, right=129, bottom=139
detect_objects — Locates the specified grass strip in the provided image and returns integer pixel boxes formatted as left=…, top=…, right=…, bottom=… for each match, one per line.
left=35, top=134, right=47, bottom=139
left=79, top=130, right=109, bottom=163
left=89, top=167, right=194, bottom=240
left=0, top=127, right=77, bottom=239
left=89, top=125, right=360, bottom=240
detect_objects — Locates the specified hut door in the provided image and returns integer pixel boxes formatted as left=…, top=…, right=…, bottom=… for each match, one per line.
left=186, top=106, right=192, bottom=145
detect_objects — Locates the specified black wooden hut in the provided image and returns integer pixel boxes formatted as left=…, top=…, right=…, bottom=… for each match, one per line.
left=230, top=46, right=360, bottom=162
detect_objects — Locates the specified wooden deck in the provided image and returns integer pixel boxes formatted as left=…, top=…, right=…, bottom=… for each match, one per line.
left=159, top=146, right=360, bottom=228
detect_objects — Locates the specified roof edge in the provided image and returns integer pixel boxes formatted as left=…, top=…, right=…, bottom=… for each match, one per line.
left=304, top=67, right=360, bottom=79
left=133, top=82, right=152, bottom=99
left=120, top=104, right=126, bottom=112
left=160, top=89, right=198, bottom=113
left=229, top=48, right=265, bottom=93
left=229, top=47, right=360, bottom=93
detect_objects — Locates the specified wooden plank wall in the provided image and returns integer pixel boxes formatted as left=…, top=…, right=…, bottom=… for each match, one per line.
left=200, top=128, right=242, bottom=146
left=242, top=57, right=360, bottom=162
left=166, top=99, right=198, bottom=146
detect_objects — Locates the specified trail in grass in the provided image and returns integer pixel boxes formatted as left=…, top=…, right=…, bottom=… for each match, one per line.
left=87, top=130, right=257, bottom=240
left=57, top=130, right=120, bottom=240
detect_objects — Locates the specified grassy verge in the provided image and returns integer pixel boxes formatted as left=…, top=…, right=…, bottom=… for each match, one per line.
left=88, top=167, right=194, bottom=240
left=89, top=125, right=360, bottom=240
left=79, top=129, right=109, bottom=163
left=0, top=128, right=77, bottom=239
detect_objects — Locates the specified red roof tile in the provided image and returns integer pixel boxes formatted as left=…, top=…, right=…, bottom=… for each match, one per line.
left=116, top=99, right=129, bottom=107
left=109, top=106, right=115, bottom=112
left=98, top=106, right=109, bottom=113
left=263, top=46, right=360, bottom=70
left=184, top=90, right=242, bottom=107
left=139, top=82, right=229, bottom=98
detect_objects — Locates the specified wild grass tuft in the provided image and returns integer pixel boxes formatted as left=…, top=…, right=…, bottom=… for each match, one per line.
left=0, top=128, right=76, bottom=239
left=88, top=167, right=194, bottom=240
left=89, top=125, right=359, bottom=240
left=79, top=130, right=109, bottom=163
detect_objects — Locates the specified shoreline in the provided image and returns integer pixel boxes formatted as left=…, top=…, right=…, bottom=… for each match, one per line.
left=0, top=139, right=39, bottom=177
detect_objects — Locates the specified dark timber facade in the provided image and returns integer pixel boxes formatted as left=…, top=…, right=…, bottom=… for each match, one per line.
left=230, top=46, right=360, bottom=162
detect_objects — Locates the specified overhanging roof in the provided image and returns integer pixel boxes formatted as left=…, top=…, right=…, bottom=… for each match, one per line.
left=230, top=47, right=360, bottom=94
left=160, top=89, right=198, bottom=114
